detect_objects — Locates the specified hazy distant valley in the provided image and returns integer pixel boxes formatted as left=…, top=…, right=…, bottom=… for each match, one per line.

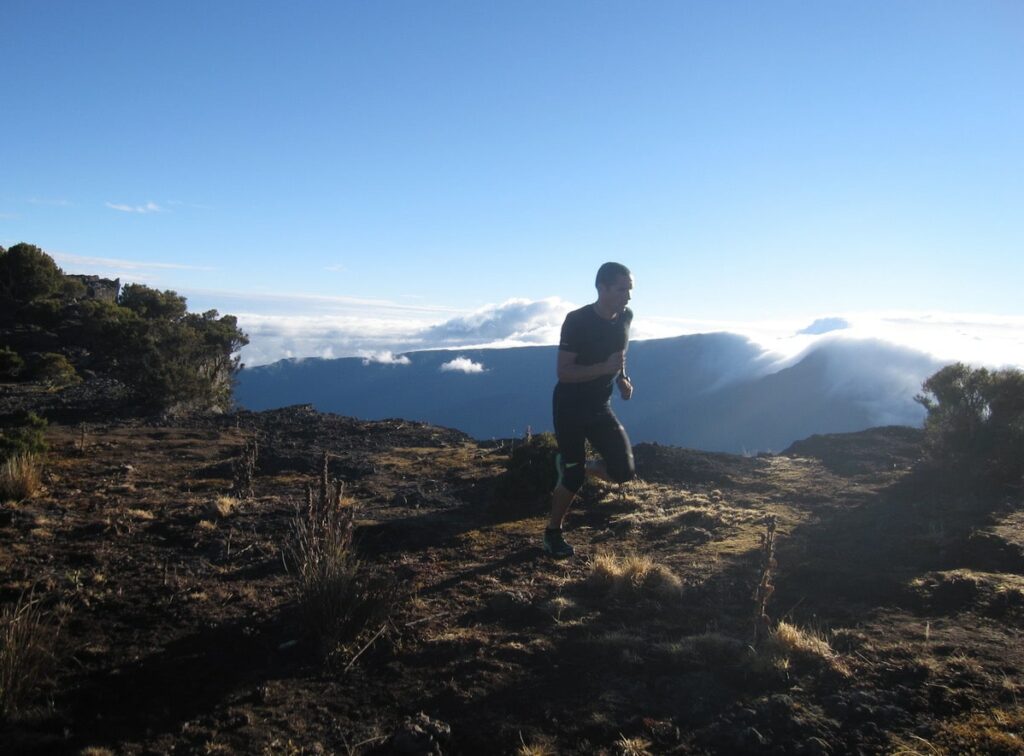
left=237, top=332, right=944, bottom=453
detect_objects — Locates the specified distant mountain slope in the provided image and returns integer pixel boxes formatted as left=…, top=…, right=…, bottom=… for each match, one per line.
left=234, top=333, right=943, bottom=453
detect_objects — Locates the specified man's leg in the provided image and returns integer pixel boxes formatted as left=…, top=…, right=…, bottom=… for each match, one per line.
left=546, top=394, right=586, bottom=556
left=587, top=406, right=636, bottom=485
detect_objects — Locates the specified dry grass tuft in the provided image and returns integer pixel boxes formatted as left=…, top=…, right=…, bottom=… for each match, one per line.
left=0, top=453, right=43, bottom=502
left=0, top=592, right=59, bottom=717
left=516, top=733, right=557, bottom=756
left=587, top=551, right=682, bottom=602
left=615, top=734, right=654, bottom=756
left=207, top=495, right=237, bottom=519
left=762, top=621, right=850, bottom=676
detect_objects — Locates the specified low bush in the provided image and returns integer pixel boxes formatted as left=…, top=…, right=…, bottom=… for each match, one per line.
left=28, top=352, right=80, bottom=387
left=0, top=347, right=23, bottom=379
left=497, top=432, right=559, bottom=501
left=0, top=411, right=48, bottom=464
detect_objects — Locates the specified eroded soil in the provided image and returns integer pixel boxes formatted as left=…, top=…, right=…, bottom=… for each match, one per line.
left=2, top=405, right=1023, bottom=755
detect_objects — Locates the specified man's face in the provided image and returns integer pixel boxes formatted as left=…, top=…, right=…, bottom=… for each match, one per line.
left=598, top=274, right=633, bottom=314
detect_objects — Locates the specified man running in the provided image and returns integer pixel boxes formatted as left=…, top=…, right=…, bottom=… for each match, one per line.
left=543, top=262, right=636, bottom=558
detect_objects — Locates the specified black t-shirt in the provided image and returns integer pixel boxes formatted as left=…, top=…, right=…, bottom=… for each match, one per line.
left=557, top=304, right=633, bottom=404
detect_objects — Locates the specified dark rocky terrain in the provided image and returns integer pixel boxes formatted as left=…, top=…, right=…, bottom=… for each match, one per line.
left=2, top=381, right=1023, bottom=754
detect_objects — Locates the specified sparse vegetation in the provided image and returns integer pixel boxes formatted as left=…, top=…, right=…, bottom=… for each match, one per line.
left=762, top=621, right=850, bottom=677
left=0, top=592, right=59, bottom=718
left=284, top=453, right=397, bottom=658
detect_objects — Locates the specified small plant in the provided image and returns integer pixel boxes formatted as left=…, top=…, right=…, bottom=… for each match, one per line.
left=0, top=453, right=42, bottom=502
left=752, top=515, right=777, bottom=646
left=0, top=591, right=59, bottom=717
left=0, top=346, right=24, bottom=380
left=284, top=452, right=396, bottom=658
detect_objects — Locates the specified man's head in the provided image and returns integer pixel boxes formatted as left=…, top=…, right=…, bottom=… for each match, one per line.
left=595, top=262, right=633, bottom=316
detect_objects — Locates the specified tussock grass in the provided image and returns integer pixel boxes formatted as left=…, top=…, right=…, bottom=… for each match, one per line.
left=762, top=621, right=850, bottom=677
left=207, top=495, right=237, bottom=519
left=0, top=453, right=42, bottom=502
left=586, top=552, right=682, bottom=602
left=615, top=735, right=654, bottom=756
left=516, top=733, right=557, bottom=756
left=0, top=592, right=59, bottom=717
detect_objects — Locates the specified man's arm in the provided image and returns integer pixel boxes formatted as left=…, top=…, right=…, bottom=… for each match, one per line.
left=557, top=349, right=625, bottom=383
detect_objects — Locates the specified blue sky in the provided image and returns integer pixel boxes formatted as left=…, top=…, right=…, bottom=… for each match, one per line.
left=3, top=1, right=1022, bottom=366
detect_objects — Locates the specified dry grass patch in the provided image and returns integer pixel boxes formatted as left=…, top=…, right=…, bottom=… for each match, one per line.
left=762, top=622, right=850, bottom=677
left=0, top=453, right=42, bottom=502
left=207, top=495, right=237, bottom=519
left=655, top=632, right=750, bottom=670
left=586, top=551, right=682, bottom=602
left=0, top=592, right=59, bottom=717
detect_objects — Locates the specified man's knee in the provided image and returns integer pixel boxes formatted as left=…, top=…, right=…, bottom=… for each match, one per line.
left=562, top=460, right=586, bottom=493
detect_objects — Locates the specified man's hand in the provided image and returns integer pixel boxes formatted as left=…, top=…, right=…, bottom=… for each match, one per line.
left=617, top=374, right=633, bottom=401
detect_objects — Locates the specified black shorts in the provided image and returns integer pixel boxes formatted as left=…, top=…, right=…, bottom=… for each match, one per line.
left=552, top=384, right=635, bottom=485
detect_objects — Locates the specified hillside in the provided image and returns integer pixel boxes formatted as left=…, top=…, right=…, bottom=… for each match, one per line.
left=3, top=390, right=1024, bottom=754
left=235, top=333, right=943, bottom=453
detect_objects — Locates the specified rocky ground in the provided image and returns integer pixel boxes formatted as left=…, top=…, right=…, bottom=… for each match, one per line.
left=2, top=383, right=1023, bottom=754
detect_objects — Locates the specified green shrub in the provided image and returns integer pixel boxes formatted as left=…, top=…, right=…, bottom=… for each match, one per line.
left=28, top=352, right=80, bottom=387
left=496, top=432, right=559, bottom=501
left=916, top=363, right=1024, bottom=488
left=0, top=347, right=23, bottom=380
left=0, top=412, right=48, bottom=464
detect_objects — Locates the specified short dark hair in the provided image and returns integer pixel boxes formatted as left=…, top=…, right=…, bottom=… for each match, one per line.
left=595, top=262, right=632, bottom=288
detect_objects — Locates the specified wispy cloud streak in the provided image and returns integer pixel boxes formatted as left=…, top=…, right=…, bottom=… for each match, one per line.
left=106, top=201, right=165, bottom=214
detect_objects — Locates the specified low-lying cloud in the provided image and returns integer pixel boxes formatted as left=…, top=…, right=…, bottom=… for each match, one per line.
left=420, top=297, right=570, bottom=348
left=439, top=357, right=486, bottom=374
left=360, top=351, right=411, bottom=366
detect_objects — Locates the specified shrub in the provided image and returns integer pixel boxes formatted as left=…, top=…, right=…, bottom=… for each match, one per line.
left=28, top=352, right=80, bottom=387
left=497, top=432, right=559, bottom=501
left=0, top=411, right=48, bottom=464
left=0, top=454, right=42, bottom=502
left=0, top=592, right=59, bottom=717
left=916, top=363, right=1024, bottom=488
left=0, top=347, right=24, bottom=380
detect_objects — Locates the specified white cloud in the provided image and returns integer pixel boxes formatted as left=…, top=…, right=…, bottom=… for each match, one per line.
left=421, top=297, right=571, bottom=347
left=106, top=201, right=165, bottom=214
left=324, top=264, right=346, bottom=273
left=360, top=350, right=411, bottom=366
left=29, top=197, right=72, bottom=207
left=439, top=357, right=486, bottom=373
